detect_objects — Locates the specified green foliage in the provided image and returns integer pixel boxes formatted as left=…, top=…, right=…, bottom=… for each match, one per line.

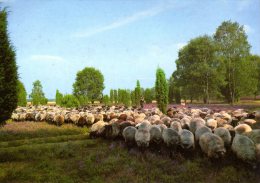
left=29, top=80, right=47, bottom=106
left=175, top=35, right=224, bottom=104
left=77, top=95, right=89, bottom=106
left=102, top=95, right=110, bottom=106
left=134, top=80, right=141, bottom=107
left=214, top=21, right=253, bottom=104
left=113, top=89, right=118, bottom=104
left=168, top=76, right=181, bottom=104
left=0, top=8, right=18, bottom=122
left=155, top=68, right=168, bottom=113
left=60, top=94, right=79, bottom=108
left=249, top=55, right=260, bottom=98
left=109, top=89, right=114, bottom=104
left=55, top=89, right=63, bottom=106
left=73, top=67, right=104, bottom=103
left=17, top=80, right=27, bottom=106
left=131, top=90, right=136, bottom=106
left=144, top=88, right=155, bottom=103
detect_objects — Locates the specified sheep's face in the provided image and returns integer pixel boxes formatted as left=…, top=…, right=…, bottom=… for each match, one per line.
left=212, top=150, right=226, bottom=158
left=181, top=142, right=193, bottom=150
left=136, top=140, right=149, bottom=147
left=153, top=138, right=162, bottom=144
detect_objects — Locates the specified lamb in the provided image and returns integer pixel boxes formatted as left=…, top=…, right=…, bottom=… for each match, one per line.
left=214, top=127, right=232, bottom=147
left=162, top=128, right=180, bottom=150
left=195, top=126, right=212, bottom=142
left=122, top=126, right=137, bottom=147
left=179, top=129, right=195, bottom=150
left=232, top=134, right=256, bottom=165
left=234, top=124, right=252, bottom=134
left=199, top=132, right=226, bottom=158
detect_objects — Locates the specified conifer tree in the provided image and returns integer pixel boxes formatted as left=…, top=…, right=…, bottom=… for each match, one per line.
left=0, top=8, right=18, bottom=122
left=155, top=68, right=168, bottom=114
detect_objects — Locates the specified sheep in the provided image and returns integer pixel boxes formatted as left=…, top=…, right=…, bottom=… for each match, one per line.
left=122, top=126, right=137, bottom=147
left=161, top=117, right=172, bottom=127
left=149, top=125, right=163, bottom=145
left=195, top=126, right=212, bottom=142
left=90, top=121, right=108, bottom=138
left=103, top=122, right=120, bottom=139
left=135, top=121, right=151, bottom=148
left=199, top=132, right=226, bottom=158
left=245, top=129, right=260, bottom=163
left=170, top=121, right=182, bottom=133
left=206, top=118, right=217, bottom=130
left=94, top=114, right=103, bottom=123
left=234, top=124, right=252, bottom=134
left=214, top=127, right=232, bottom=148
left=70, top=113, right=80, bottom=125
left=232, top=134, right=256, bottom=166
left=54, top=113, right=64, bottom=126
left=162, top=128, right=180, bottom=150
left=180, top=117, right=191, bottom=130
left=179, top=129, right=195, bottom=150
left=189, top=118, right=205, bottom=134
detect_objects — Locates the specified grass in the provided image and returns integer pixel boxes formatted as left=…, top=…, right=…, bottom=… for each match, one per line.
left=0, top=121, right=259, bottom=183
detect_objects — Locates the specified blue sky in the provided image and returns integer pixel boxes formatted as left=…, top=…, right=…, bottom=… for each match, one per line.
left=1, top=0, right=260, bottom=98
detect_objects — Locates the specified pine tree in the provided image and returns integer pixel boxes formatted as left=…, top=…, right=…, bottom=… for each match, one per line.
left=0, top=8, right=18, bottom=122
left=155, top=68, right=169, bottom=114
left=134, top=80, right=141, bottom=107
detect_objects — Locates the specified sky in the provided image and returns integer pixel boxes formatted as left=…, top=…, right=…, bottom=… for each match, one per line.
left=1, top=0, right=260, bottom=99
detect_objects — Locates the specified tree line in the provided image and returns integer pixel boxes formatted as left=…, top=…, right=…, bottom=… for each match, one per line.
left=169, top=21, right=260, bottom=105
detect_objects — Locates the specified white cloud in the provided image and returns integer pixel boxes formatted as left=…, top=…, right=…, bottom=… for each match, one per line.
left=73, top=3, right=175, bottom=38
left=244, top=24, right=254, bottom=34
left=30, top=55, right=64, bottom=62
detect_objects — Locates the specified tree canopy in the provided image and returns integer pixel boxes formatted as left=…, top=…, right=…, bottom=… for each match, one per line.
left=29, top=80, right=47, bottom=105
left=73, top=67, right=104, bottom=103
left=214, top=20, right=255, bottom=104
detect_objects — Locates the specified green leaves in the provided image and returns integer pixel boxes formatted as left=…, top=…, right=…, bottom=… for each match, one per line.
left=73, top=67, right=104, bottom=103
left=29, top=80, right=47, bottom=105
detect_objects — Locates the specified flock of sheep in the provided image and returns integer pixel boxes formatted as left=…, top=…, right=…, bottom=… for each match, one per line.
left=11, top=105, right=260, bottom=167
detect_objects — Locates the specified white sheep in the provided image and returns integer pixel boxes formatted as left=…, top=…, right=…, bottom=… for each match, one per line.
left=214, top=127, right=232, bottom=147
left=199, top=132, right=226, bottom=158
left=179, top=129, right=195, bottom=150
left=123, top=126, right=137, bottom=147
